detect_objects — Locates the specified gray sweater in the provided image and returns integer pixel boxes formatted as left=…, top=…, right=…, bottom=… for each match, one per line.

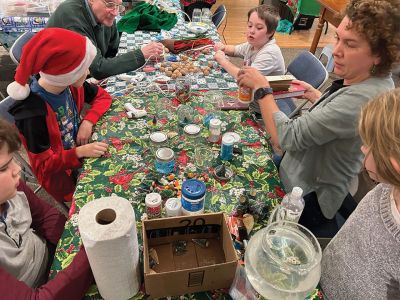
left=274, top=76, right=394, bottom=218
left=321, top=184, right=400, bottom=299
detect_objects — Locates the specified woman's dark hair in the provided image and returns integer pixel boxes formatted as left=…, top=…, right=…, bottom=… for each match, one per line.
left=248, top=4, right=280, bottom=34
left=0, top=119, right=21, bottom=153
left=345, top=0, right=400, bottom=76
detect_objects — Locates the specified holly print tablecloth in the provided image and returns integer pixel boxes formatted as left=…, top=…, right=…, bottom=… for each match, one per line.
left=49, top=89, right=323, bottom=300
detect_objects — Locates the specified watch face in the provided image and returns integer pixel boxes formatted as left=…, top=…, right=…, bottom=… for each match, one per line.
left=255, top=87, right=273, bottom=100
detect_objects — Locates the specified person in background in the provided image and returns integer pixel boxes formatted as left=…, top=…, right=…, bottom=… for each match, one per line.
left=0, top=119, right=94, bottom=299
left=46, top=0, right=164, bottom=79
left=7, top=28, right=111, bottom=203
left=214, top=4, right=285, bottom=114
left=321, top=88, right=400, bottom=299
left=236, top=0, right=399, bottom=237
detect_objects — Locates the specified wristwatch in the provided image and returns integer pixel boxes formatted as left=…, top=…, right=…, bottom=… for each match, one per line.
left=254, top=87, right=274, bottom=101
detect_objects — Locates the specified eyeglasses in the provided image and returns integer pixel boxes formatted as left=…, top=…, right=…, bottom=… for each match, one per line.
left=0, top=217, right=22, bottom=248
left=100, top=0, right=125, bottom=13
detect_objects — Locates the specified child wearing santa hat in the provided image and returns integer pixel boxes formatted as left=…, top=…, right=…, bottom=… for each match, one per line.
left=7, top=28, right=111, bottom=203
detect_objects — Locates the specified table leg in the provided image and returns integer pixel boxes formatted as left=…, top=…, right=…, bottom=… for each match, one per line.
left=309, top=9, right=326, bottom=54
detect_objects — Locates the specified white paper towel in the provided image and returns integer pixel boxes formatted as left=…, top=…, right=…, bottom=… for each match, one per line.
left=78, top=196, right=140, bottom=300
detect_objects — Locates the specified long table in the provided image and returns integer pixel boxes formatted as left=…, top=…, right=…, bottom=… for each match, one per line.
left=49, top=1, right=324, bottom=298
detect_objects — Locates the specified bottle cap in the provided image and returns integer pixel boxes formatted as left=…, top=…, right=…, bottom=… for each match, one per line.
left=184, top=124, right=201, bottom=135
left=292, top=186, right=303, bottom=198
left=224, top=132, right=241, bottom=144
left=156, top=148, right=174, bottom=161
left=222, top=134, right=234, bottom=146
left=145, top=193, right=162, bottom=207
left=150, top=132, right=167, bottom=143
left=209, top=118, right=222, bottom=128
left=181, top=179, right=206, bottom=200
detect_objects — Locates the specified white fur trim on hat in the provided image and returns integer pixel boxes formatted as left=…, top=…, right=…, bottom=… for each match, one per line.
left=7, top=81, right=30, bottom=100
left=39, top=38, right=97, bottom=87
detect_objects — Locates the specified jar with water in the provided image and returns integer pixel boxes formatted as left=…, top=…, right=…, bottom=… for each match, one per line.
left=244, top=221, right=321, bottom=300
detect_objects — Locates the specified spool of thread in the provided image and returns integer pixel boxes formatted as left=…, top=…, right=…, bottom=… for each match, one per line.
left=165, top=197, right=182, bottom=217
left=145, top=193, right=162, bottom=218
left=78, top=196, right=140, bottom=300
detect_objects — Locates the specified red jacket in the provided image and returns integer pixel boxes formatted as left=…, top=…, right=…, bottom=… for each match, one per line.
left=0, top=180, right=94, bottom=299
left=10, top=82, right=112, bottom=203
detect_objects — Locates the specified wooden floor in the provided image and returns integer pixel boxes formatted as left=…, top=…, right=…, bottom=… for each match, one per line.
left=213, top=0, right=336, bottom=49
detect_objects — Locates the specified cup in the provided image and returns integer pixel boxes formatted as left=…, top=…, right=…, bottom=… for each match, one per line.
left=201, top=8, right=212, bottom=24
left=194, top=146, right=213, bottom=171
left=192, top=8, right=202, bottom=23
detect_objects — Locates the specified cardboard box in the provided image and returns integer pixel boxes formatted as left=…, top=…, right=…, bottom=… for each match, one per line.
left=142, top=213, right=238, bottom=299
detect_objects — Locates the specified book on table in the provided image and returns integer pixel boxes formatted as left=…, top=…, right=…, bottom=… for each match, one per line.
left=220, top=81, right=306, bottom=110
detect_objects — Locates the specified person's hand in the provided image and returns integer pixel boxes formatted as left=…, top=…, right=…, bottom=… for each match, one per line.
left=76, top=142, right=108, bottom=158
left=237, top=67, right=270, bottom=89
left=141, top=42, right=164, bottom=59
left=214, top=42, right=226, bottom=52
left=292, top=79, right=322, bottom=103
left=214, top=50, right=227, bottom=64
left=76, top=120, right=94, bottom=146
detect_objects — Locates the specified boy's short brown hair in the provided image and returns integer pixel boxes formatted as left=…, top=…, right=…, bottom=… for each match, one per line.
left=0, top=119, right=21, bottom=153
left=248, top=4, right=280, bottom=34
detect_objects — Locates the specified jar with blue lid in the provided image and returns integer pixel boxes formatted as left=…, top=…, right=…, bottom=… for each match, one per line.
left=181, top=179, right=206, bottom=215
left=155, top=148, right=175, bottom=174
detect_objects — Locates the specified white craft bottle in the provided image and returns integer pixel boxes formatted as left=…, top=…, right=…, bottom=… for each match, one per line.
left=278, top=186, right=305, bottom=223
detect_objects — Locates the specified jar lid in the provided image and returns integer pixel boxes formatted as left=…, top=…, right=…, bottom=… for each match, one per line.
left=145, top=193, right=162, bottom=207
left=224, top=132, right=241, bottom=144
left=150, top=131, right=167, bottom=143
left=156, top=147, right=174, bottom=161
left=182, top=179, right=206, bottom=200
left=209, top=118, right=222, bottom=127
left=222, top=134, right=234, bottom=145
left=184, top=124, right=201, bottom=135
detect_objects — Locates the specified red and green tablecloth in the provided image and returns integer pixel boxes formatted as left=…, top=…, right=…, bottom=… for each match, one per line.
left=49, top=89, right=323, bottom=299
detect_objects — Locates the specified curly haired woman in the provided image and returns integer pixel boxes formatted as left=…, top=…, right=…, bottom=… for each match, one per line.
left=237, top=0, right=400, bottom=237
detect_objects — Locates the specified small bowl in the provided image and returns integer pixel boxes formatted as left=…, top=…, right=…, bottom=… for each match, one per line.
left=213, top=165, right=234, bottom=181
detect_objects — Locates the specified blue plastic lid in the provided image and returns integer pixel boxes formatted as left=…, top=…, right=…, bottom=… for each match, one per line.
left=182, top=179, right=206, bottom=200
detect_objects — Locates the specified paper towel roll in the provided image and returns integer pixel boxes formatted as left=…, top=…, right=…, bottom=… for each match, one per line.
left=78, top=196, right=140, bottom=300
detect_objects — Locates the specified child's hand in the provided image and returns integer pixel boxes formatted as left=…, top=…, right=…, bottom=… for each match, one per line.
left=76, top=142, right=108, bottom=158
left=77, top=120, right=94, bottom=145
left=214, top=43, right=226, bottom=52
left=292, top=79, right=322, bottom=103
left=214, top=50, right=226, bottom=63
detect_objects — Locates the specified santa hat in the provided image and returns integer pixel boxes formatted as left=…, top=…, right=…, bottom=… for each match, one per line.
left=7, top=28, right=97, bottom=100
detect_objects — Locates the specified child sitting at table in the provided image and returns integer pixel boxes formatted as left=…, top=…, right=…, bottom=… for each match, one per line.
left=0, top=119, right=94, bottom=299
left=7, top=28, right=111, bottom=203
left=320, top=88, right=400, bottom=298
left=213, top=4, right=285, bottom=114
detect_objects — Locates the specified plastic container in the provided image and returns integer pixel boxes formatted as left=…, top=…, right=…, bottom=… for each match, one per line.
left=208, top=118, right=222, bottom=143
left=181, top=179, right=206, bottom=215
left=279, top=187, right=304, bottom=222
left=165, top=197, right=182, bottom=217
left=155, top=148, right=175, bottom=174
left=245, top=221, right=322, bottom=300
left=220, top=133, right=234, bottom=160
left=145, top=193, right=162, bottom=219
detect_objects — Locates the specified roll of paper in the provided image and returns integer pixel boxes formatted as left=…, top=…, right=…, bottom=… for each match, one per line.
left=78, top=196, right=140, bottom=300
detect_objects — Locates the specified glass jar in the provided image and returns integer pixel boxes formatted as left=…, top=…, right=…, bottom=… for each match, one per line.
left=155, top=148, right=175, bottom=174
left=244, top=221, right=322, bottom=300
left=184, top=124, right=201, bottom=146
left=149, top=132, right=168, bottom=154
left=176, top=104, right=194, bottom=126
left=175, top=77, right=191, bottom=103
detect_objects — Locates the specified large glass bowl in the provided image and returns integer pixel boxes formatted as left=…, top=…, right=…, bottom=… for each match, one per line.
left=245, top=221, right=322, bottom=300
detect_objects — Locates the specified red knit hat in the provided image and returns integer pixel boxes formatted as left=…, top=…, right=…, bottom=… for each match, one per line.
left=7, top=28, right=97, bottom=100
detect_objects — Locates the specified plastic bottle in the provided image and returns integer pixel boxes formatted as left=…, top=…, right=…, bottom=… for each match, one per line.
left=277, top=186, right=304, bottom=223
